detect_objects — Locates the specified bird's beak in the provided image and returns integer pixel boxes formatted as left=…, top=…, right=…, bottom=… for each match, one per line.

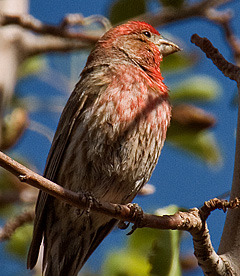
left=158, top=37, right=181, bottom=57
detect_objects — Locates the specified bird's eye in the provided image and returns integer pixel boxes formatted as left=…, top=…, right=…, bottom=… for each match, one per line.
left=142, top=31, right=151, bottom=38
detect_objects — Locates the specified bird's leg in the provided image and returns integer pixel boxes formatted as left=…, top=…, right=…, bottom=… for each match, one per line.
left=77, top=191, right=98, bottom=216
left=118, top=203, right=143, bottom=231
left=127, top=203, right=144, bottom=235
left=85, top=192, right=93, bottom=215
left=126, top=203, right=143, bottom=234
left=117, top=203, right=144, bottom=234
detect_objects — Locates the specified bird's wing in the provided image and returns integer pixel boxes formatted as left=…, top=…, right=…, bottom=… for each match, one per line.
left=27, top=74, right=99, bottom=269
left=80, top=218, right=118, bottom=269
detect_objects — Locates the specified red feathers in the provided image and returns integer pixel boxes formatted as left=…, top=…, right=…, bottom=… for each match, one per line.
left=28, top=21, right=179, bottom=276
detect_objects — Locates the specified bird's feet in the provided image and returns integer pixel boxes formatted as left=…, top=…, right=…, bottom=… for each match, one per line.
left=118, top=203, right=143, bottom=235
left=118, top=220, right=130, bottom=230
left=77, top=191, right=98, bottom=216
left=127, top=203, right=144, bottom=235
left=85, top=192, right=94, bottom=215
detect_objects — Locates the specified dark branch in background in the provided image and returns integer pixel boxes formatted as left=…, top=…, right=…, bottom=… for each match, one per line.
left=135, top=0, right=231, bottom=27
left=0, top=13, right=103, bottom=42
left=0, top=150, right=181, bottom=228
left=0, top=13, right=111, bottom=58
left=0, top=0, right=232, bottom=58
left=1, top=0, right=229, bottom=35
left=0, top=0, right=230, bottom=33
left=0, top=2, right=238, bottom=275
left=206, top=8, right=240, bottom=64
left=0, top=209, right=34, bottom=241
left=0, top=150, right=236, bottom=275
left=0, top=0, right=231, bottom=56
left=0, top=191, right=20, bottom=207
left=0, top=0, right=235, bottom=62
left=191, top=34, right=240, bottom=83
left=23, top=34, right=93, bottom=57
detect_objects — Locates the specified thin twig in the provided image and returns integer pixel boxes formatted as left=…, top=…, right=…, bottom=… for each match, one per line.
left=0, top=149, right=236, bottom=274
left=200, top=197, right=240, bottom=220
left=206, top=8, right=240, bottom=64
left=191, top=34, right=240, bottom=83
left=22, top=33, right=92, bottom=58
left=0, top=0, right=230, bottom=37
left=135, top=0, right=231, bottom=27
left=0, top=209, right=34, bottom=241
left=0, top=150, right=234, bottom=232
left=0, top=1, right=232, bottom=58
left=0, top=150, right=180, bottom=228
left=60, top=14, right=112, bottom=31
left=0, top=13, right=102, bottom=43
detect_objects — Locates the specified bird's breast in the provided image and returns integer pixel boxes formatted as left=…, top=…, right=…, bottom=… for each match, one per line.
left=57, top=66, right=171, bottom=203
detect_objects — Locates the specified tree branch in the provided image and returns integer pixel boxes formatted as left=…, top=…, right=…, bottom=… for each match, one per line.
left=135, top=0, right=231, bottom=27
left=206, top=8, right=240, bottom=65
left=0, top=2, right=238, bottom=274
left=0, top=150, right=178, bottom=226
left=0, top=1, right=232, bottom=58
left=0, top=0, right=28, bottom=145
left=0, top=209, right=34, bottom=241
left=0, top=13, right=111, bottom=58
left=191, top=34, right=240, bottom=275
left=0, top=13, right=108, bottom=43
left=191, top=34, right=240, bottom=83
left=0, top=150, right=236, bottom=275
left=22, top=32, right=92, bottom=57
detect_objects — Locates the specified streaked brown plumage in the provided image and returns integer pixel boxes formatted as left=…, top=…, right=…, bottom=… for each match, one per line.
left=27, top=21, right=180, bottom=276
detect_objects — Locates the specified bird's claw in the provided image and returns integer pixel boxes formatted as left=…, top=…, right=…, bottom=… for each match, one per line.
left=126, top=203, right=144, bottom=235
left=85, top=193, right=93, bottom=215
left=118, top=220, right=130, bottom=230
left=77, top=191, right=98, bottom=216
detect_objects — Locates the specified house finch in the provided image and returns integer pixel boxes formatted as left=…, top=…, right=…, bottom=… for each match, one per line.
left=27, top=21, right=180, bottom=276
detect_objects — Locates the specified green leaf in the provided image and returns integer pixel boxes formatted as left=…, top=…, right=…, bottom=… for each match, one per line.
left=128, top=227, right=162, bottom=256
left=109, top=0, right=146, bottom=25
left=149, top=205, right=181, bottom=276
left=171, top=75, right=221, bottom=103
left=149, top=230, right=181, bottom=276
left=167, top=127, right=222, bottom=165
left=18, top=56, right=47, bottom=79
left=128, top=205, right=179, bottom=256
left=102, top=205, right=182, bottom=276
left=0, top=204, right=15, bottom=217
left=6, top=223, right=33, bottom=258
left=102, top=250, right=150, bottom=276
left=155, top=205, right=179, bottom=216
left=161, top=52, right=195, bottom=73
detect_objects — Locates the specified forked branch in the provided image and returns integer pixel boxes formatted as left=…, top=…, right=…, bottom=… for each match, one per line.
left=192, top=34, right=240, bottom=275
left=0, top=150, right=236, bottom=275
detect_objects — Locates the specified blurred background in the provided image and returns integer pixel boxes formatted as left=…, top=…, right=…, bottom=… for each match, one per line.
left=0, top=0, right=239, bottom=275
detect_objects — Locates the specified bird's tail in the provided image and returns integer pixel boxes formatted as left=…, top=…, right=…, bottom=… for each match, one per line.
left=43, top=215, right=117, bottom=276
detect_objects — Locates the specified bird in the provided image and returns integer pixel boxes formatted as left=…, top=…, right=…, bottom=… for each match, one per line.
left=27, top=21, right=180, bottom=276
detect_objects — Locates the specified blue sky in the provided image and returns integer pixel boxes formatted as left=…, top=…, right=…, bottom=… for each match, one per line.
left=1, top=0, right=240, bottom=275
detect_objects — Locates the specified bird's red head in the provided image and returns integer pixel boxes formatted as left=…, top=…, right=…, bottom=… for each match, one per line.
left=98, top=21, right=179, bottom=58
left=87, top=21, right=180, bottom=70
left=101, top=21, right=160, bottom=38
left=85, top=21, right=180, bottom=90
